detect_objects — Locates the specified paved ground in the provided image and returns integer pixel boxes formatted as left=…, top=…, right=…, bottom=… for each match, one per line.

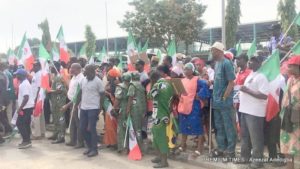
left=0, top=135, right=205, bottom=169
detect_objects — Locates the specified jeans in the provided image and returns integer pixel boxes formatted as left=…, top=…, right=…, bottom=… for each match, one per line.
left=213, top=108, right=237, bottom=153
left=16, top=108, right=33, bottom=143
left=80, top=109, right=99, bottom=152
left=240, top=113, right=264, bottom=165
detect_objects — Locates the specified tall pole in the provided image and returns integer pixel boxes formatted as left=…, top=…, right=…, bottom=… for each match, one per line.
left=105, top=0, right=109, bottom=56
left=11, top=24, right=14, bottom=49
left=253, top=23, right=256, bottom=40
left=222, top=0, right=226, bottom=48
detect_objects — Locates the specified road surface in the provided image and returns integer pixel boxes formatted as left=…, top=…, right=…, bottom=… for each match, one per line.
left=0, top=136, right=205, bottom=169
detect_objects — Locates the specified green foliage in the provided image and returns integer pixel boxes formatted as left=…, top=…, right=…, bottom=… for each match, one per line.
left=118, top=0, right=206, bottom=53
left=225, top=0, right=241, bottom=49
left=278, top=0, right=298, bottom=39
left=85, top=25, right=96, bottom=58
left=38, top=19, right=52, bottom=52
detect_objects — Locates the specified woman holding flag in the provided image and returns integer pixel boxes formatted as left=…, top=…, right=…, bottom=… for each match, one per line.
left=113, top=73, right=131, bottom=153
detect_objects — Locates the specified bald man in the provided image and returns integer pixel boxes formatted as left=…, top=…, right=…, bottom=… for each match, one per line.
left=60, top=63, right=84, bottom=148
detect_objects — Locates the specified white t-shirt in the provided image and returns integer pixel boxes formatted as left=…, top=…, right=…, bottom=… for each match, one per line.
left=239, top=72, right=269, bottom=117
left=207, top=67, right=215, bottom=89
left=18, top=79, right=35, bottom=109
left=67, top=73, right=84, bottom=100
left=31, top=70, right=41, bottom=99
left=139, top=71, right=149, bottom=83
left=80, top=76, right=104, bottom=110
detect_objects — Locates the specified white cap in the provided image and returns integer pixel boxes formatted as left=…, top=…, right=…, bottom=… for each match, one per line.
left=211, top=42, right=225, bottom=52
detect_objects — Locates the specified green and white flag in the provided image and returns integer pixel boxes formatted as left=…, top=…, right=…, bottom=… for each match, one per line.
left=156, top=49, right=163, bottom=64
left=98, top=46, right=107, bottom=63
left=235, top=40, right=242, bottom=57
left=7, top=48, right=16, bottom=65
left=51, top=43, right=60, bottom=62
left=167, top=39, right=176, bottom=66
left=293, top=12, right=300, bottom=26
left=292, top=40, right=300, bottom=55
left=141, top=39, right=149, bottom=53
left=79, top=43, right=87, bottom=58
left=247, top=39, right=257, bottom=59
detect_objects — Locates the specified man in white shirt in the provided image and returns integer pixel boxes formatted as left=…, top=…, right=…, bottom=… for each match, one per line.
left=76, top=64, right=104, bottom=157
left=61, top=63, right=84, bottom=148
left=31, top=61, right=46, bottom=139
left=237, top=56, right=269, bottom=169
left=15, top=69, right=35, bottom=149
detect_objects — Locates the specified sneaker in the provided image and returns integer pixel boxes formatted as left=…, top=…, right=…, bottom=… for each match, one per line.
left=18, top=142, right=32, bottom=149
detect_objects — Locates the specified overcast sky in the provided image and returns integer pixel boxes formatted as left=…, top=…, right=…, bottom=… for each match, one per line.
left=0, top=0, right=299, bottom=53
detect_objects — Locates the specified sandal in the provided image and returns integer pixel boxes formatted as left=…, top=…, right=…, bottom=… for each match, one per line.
left=193, top=150, right=202, bottom=157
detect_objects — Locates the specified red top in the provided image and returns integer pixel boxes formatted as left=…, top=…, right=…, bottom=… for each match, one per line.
left=235, top=68, right=252, bottom=85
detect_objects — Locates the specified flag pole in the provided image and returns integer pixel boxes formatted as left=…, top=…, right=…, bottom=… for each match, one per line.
left=280, top=50, right=292, bottom=64
left=209, top=98, right=212, bottom=154
left=105, top=0, right=109, bottom=57
left=221, top=0, right=226, bottom=48
left=279, top=16, right=297, bottom=44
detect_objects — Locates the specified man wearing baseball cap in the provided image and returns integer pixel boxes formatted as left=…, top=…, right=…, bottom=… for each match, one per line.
left=14, top=68, right=35, bottom=149
left=210, top=42, right=237, bottom=160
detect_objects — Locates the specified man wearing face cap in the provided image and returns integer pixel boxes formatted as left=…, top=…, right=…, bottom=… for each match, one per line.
left=210, top=42, right=237, bottom=160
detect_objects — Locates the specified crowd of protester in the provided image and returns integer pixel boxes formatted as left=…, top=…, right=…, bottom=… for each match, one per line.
left=0, top=23, right=300, bottom=169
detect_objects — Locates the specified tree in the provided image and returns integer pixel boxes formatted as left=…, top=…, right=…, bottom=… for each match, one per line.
left=225, top=0, right=241, bottom=49
left=85, top=25, right=96, bottom=58
left=118, top=0, right=206, bottom=54
left=38, top=19, right=52, bottom=51
left=278, top=0, right=298, bottom=39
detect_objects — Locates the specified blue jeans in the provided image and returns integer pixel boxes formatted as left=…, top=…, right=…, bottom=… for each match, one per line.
left=80, top=109, right=99, bottom=152
left=213, top=108, right=237, bottom=153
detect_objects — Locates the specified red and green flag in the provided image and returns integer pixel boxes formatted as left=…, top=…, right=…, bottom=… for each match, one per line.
left=257, top=50, right=283, bottom=122
left=56, top=26, right=70, bottom=64
left=38, top=43, right=51, bottom=91
left=7, top=48, right=16, bottom=65
left=17, top=33, right=35, bottom=71
left=127, top=116, right=142, bottom=160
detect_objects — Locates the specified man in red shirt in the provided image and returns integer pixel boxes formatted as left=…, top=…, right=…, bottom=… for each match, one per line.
left=234, top=53, right=251, bottom=126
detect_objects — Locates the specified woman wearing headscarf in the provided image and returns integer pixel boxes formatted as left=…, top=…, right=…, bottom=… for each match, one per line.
left=113, top=73, right=131, bottom=153
left=126, top=72, right=147, bottom=150
left=177, top=63, right=209, bottom=156
left=103, top=67, right=121, bottom=148
left=280, top=55, right=300, bottom=169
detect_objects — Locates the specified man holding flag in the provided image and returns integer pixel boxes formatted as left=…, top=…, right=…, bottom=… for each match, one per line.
left=61, top=63, right=84, bottom=148
left=31, top=61, right=46, bottom=140
left=237, top=56, right=268, bottom=168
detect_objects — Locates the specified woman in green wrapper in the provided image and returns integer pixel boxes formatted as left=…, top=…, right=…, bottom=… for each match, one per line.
left=48, top=62, right=67, bottom=143
left=113, top=73, right=131, bottom=153
left=149, top=71, right=174, bottom=168
left=126, top=72, right=147, bottom=150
